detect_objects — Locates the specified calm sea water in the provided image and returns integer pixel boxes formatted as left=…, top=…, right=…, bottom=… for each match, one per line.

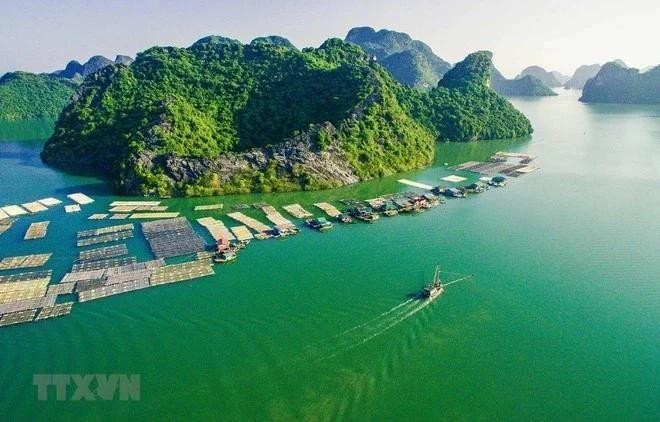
left=0, top=90, right=658, bottom=421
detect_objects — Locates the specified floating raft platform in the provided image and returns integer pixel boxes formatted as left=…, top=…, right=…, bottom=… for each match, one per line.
left=0, top=308, right=38, bottom=326
left=78, top=244, right=129, bottom=262
left=0, top=284, right=49, bottom=304
left=0, top=277, right=50, bottom=295
left=129, top=212, right=180, bottom=219
left=37, top=197, right=62, bottom=207
left=227, top=212, right=271, bottom=234
left=441, top=175, right=467, bottom=183
left=0, top=295, right=55, bottom=315
left=282, top=204, right=313, bottom=219
left=21, top=201, right=49, bottom=213
left=46, top=283, right=76, bottom=296
left=110, top=201, right=161, bottom=207
left=0, top=270, right=52, bottom=284
left=0, top=220, right=14, bottom=235
left=260, top=206, right=296, bottom=229
left=194, top=204, right=223, bottom=211
left=229, top=225, right=253, bottom=241
left=65, top=259, right=164, bottom=287
left=0, top=209, right=9, bottom=221
left=398, top=179, right=433, bottom=190
left=72, top=257, right=137, bottom=272
left=67, top=193, right=94, bottom=205
left=314, top=202, right=342, bottom=218
left=142, top=217, right=206, bottom=259
left=109, top=214, right=130, bottom=220
left=64, top=205, right=81, bottom=213
left=35, top=302, right=74, bottom=321
left=76, top=230, right=133, bottom=247
left=88, top=214, right=109, bottom=220
left=150, top=260, right=214, bottom=286
left=77, top=223, right=134, bottom=238
left=1, top=205, right=28, bottom=217
left=24, top=221, right=50, bottom=240
left=0, top=253, right=52, bottom=270
left=197, top=217, right=235, bottom=241
left=78, top=279, right=151, bottom=302
left=110, top=205, right=168, bottom=212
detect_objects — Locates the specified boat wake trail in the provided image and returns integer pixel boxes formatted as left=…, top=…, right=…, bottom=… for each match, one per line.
left=292, top=297, right=430, bottom=364
left=331, top=298, right=416, bottom=338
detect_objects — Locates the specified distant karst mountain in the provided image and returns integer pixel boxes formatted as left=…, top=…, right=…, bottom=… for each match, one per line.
left=345, top=26, right=451, bottom=90
left=490, top=66, right=556, bottom=96
left=551, top=71, right=570, bottom=85
left=54, top=55, right=134, bottom=80
left=517, top=66, right=563, bottom=88
left=0, top=54, right=134, bottom=121
left=564, top=64, right=601, bottom=89
left=0, top=72, right=77, bottom=120
left=580, top=62, right=660, bottom=104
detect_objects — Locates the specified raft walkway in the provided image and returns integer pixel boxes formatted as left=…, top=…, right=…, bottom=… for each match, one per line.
left=282, top=204, right=313, bottom=219
left=227, top=212, right=271, bottom=234
left=314, top=202, right=342, bottom=218
left=24, top=221, right=50, bottom=240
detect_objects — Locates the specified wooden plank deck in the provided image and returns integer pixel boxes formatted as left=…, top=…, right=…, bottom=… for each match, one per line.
left=314, top=202, right=342, bottom=217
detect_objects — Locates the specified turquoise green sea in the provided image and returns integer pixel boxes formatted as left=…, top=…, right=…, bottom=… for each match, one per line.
left=0, top=90, right=658, bottom=420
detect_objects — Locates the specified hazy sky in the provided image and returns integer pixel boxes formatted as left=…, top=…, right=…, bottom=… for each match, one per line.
left=1, top=0, right=658, bottom=77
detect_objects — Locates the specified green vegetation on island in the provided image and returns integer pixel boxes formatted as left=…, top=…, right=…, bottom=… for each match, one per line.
left=42, top=37, right=532, bottom=196
left=580, top=62, right=660, bottom=104
left=0, top=72, right=77, bottom=120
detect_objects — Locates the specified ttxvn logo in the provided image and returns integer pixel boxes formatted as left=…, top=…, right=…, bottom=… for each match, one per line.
left=33, top=374, right=140, bottom=401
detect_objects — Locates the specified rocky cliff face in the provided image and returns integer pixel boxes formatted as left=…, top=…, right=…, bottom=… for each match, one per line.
left=579, top=62, right=660, bottom=104
left=123, top=123, right=359, bottom=195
